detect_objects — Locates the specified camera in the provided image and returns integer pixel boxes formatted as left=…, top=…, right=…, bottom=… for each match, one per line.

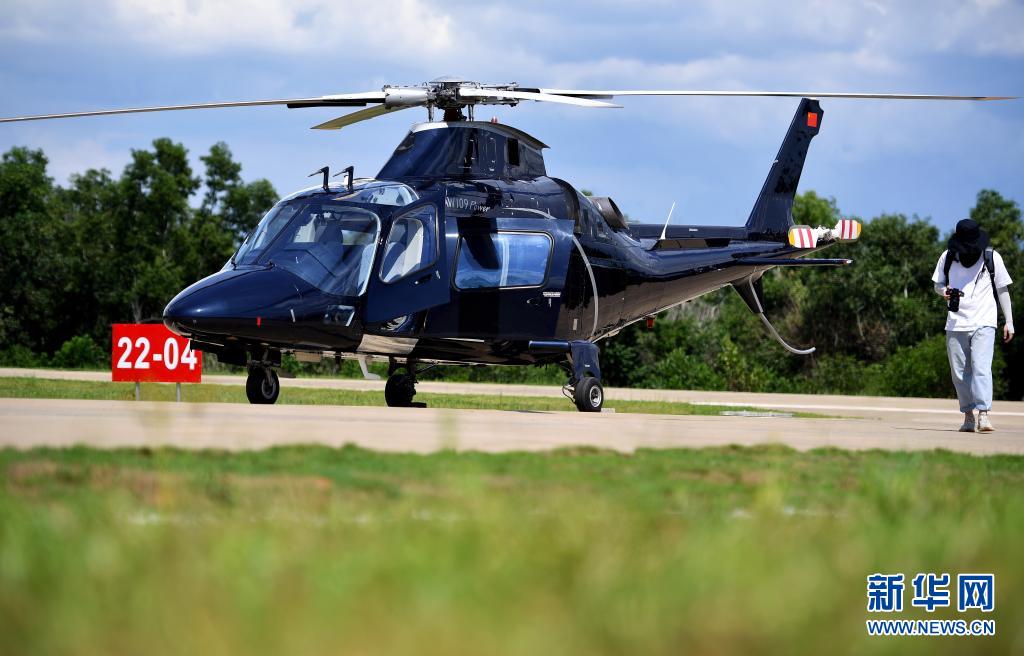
left=947, top=288, right=965, bottom=312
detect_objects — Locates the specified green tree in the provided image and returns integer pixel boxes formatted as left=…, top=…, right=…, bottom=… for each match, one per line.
left=0, top=139, right=276, bottom=364
left=187, top=143, right=277, bottom=282
left=106, top=139, right=200, bottom=322
left=200, top=142, right=277, bottom=237
left=60, top=168, right=120, bottom=340
left=787, top=213, right=942, bottom=360
left=0, top=148, right=69, bottom=352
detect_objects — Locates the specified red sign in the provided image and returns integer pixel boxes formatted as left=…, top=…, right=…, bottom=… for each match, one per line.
left=112, top=324, right=202, bottom=383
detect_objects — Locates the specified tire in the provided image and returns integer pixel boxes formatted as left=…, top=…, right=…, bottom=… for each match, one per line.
left=384, top=373, right=416, bottom=407
left=573, top=377, right=604, bottom=412
left=246, top=368, right=280, bottom=405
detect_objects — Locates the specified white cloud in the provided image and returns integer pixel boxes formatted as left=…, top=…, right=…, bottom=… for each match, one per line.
left=3, top=0, right=1022, bottom=81
left=0, top=0, right=1019, bottom=228
left=662, top=0, right=1024, bottom=57
left=124, top=0, right=455, bottom=56
left=5, top=128, right=134, bottom=184
left=2, top=0, right=456, bottom=58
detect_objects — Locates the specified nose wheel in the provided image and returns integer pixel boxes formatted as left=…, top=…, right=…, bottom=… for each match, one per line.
left=246, top=367, right=280, bottom=404
left=384, top=358, right=419, bottom=409
left=384, top=373, right=417, bottom=407
left=383, top=358, right=429, bottom=408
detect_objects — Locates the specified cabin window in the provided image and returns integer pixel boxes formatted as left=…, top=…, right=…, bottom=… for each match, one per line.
left=454, top=232, right=552, bottom=289
left=379, top=205, right=439, bottom=283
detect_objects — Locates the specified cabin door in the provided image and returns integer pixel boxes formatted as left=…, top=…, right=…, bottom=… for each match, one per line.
left=364, top=194, right=451, bottom=323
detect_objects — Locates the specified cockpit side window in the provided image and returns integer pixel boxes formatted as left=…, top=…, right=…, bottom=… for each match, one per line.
left=379, top=205, right=439, bottom=284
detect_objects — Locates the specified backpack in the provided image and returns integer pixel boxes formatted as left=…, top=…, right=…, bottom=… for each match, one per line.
left=943, top=246, right=1001, bottom=319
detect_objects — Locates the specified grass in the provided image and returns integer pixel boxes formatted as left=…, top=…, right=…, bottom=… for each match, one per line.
left=0, top=377, right=827, bottom=417
left=1, top=444, right=1022, bottom=655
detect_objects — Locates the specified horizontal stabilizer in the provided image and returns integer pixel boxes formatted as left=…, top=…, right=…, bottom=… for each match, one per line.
left=786, top=219, right=863, bottom=250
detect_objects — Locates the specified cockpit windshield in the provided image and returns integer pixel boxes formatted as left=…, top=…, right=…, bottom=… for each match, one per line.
left=233, top=202, right=381, bottom=297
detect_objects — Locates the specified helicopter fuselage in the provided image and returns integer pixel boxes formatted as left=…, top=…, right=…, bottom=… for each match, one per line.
left=164, top=124, right=792, bottom=366
left=164, top=104, right=848, bottom=408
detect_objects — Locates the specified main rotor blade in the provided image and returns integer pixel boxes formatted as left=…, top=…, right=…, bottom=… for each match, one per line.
left=459, top=88, right=621, bottom=108
left=311, top=104, right=411, bottom=130
left=537, top=89, right=1017, bottom=101
left=0, top=92, right=387, bottom=124
left=286, top=91, right=387, bottom=108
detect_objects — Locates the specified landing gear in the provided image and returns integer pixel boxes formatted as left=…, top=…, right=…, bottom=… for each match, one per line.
left=384, top=373, right=416, bottom=407
left=384, top=358, right=424, bottom=407
left=562, top=340, right=605, bottom=413
left=573, top=376, right=604, bottom=412
left=246, top=367, right=280, bottom=404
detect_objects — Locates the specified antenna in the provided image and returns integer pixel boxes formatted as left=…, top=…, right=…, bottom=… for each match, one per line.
left=332, top=165, right=355, bottom=192
left=659, top=202, right=676, bottom=241
left=308, top=166, right=329, bottom=192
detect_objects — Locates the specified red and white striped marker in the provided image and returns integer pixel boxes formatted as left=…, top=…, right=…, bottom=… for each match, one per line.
left=788, top=225, right=817, bottom=249
left=835, top=219, right=862, bottom=241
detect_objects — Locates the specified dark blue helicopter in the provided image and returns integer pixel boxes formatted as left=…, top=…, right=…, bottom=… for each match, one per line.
left=2, top=78, right=1009, bottom=410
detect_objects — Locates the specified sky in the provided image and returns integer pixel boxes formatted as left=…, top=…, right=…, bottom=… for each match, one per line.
left=0, top=0, right=1021, bottom=231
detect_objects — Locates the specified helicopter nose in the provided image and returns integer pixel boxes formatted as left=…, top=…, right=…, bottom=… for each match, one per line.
left=163, top=268, right=313, bottom=338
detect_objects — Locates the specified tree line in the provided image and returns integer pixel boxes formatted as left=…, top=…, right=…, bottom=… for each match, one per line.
left=0, top=140, right=1020, bottom=399
left=599, top=191, right=1023, bottom=400
left=0, top=140, right=275, bottom=366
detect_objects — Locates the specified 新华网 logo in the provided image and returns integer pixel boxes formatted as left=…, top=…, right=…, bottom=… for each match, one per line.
left=865, top=572, right=995, bottom=637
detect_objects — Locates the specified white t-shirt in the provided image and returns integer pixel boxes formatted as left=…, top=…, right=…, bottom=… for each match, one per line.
left=932, top=249, right=1013, bottom=331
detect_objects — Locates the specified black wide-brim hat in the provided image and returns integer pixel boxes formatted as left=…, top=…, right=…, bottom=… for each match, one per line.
left=948, top=218, right=990, bottom=261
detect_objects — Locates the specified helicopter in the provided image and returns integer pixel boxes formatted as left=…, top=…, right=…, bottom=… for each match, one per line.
left=1, top=77, right=1013, bottom=411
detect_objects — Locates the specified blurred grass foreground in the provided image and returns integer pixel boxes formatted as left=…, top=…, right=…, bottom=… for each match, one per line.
left=1, top=445, right=1022, bottom=655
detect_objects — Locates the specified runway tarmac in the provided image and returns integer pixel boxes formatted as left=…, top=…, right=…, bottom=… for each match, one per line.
left=1, top=368, right=1022, bottom=455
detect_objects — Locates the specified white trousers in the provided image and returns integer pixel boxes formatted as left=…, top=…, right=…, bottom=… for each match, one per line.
left=946, top=327, right=995, bottom=413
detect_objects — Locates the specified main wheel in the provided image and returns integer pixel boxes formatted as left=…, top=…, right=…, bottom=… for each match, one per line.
left=573, top=377, right=604, bottom=412
left=384, top=373, right=416, bottom=407
left=246, top=368, right=280, bottom=405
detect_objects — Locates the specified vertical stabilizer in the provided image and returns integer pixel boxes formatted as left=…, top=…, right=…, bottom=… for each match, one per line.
left=745, top=98, right=822, bottom=240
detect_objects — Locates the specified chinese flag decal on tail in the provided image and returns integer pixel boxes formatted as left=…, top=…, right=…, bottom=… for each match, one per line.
left=788, top=225, right=817, bottom=249
left=807, top=112, right=819, bottom=128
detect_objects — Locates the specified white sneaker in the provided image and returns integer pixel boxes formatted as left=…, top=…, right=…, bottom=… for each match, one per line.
left=959, top=411, right=976, bottom=432
left=977, top=411, right=995, bottom=433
